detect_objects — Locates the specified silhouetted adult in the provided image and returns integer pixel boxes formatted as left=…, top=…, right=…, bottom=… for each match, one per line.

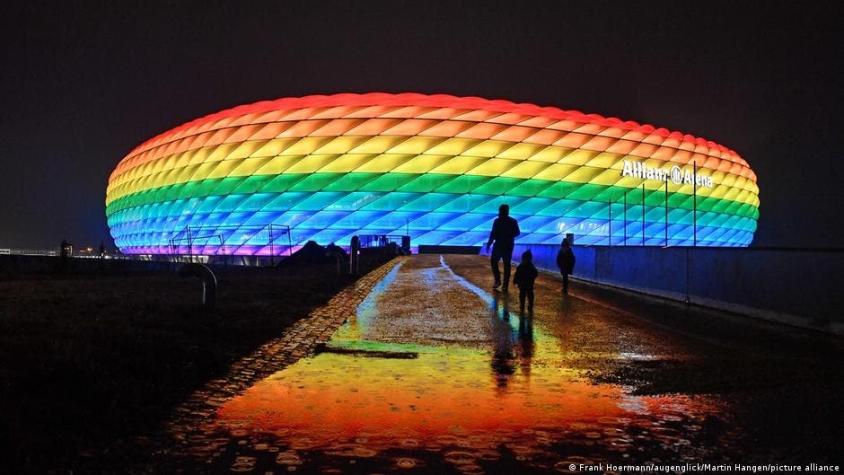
left=556, top=238, right=576, bottom=294
left=485, top=204, right=520, bottom=291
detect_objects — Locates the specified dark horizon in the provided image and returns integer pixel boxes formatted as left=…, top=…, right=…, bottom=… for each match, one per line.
left=2, top=0, right=842, bottom=248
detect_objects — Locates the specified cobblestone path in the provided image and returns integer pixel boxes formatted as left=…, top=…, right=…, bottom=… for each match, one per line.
left=160, top=257, right=404, bottom=465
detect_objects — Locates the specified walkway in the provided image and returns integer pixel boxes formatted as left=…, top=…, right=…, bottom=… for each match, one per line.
left=162, top=254, right=844, bottom=473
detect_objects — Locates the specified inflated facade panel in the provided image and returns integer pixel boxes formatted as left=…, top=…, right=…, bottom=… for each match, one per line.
left=105, top=93, right=759, bottom=254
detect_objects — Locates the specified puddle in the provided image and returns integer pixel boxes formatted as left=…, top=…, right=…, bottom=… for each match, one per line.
left=189, top=255, right=741, bottom=472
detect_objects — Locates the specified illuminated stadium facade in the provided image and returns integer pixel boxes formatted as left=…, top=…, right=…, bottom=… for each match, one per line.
left=105, top=93, right=759, bottom=255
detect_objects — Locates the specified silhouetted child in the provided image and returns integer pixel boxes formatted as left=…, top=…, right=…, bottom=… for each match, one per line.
left=513, top=249, right=538, bottom=313
left=556, top=238, right=576, bottom=294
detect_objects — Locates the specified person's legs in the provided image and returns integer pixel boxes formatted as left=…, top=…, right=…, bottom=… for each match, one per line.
left=490, top=254, right=501, bottom=286
left=502, top=251, right=512, bottom=290
left=527, top=288, right=534, bottom=311
left=562, top=272, right=569, bottom=293
left=519, top=288, right=526, bottom=312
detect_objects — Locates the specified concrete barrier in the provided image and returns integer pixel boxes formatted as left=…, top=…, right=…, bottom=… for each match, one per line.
left=488, top=244, right=844, bottom=335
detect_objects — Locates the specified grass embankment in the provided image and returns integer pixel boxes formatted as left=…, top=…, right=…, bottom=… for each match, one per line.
left=0, top=255, right=391, bottom=472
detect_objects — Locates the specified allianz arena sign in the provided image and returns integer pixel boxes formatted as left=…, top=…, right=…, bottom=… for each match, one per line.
left=621, top=159, right=714, bottom=189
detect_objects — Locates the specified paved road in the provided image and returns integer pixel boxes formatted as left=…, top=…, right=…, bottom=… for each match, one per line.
left=169, top=254, right=843, bottom=473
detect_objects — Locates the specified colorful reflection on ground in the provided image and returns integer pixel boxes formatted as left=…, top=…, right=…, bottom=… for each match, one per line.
left=201, top=256, right=738, bottom=473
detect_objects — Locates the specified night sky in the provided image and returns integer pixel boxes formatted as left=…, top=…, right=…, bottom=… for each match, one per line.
left=2, top=0, right=842, bottom=249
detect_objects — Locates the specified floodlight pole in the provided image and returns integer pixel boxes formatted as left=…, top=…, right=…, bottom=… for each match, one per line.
left=623, top=191, right=627, bottom=246
left=693, top=163, right=698, bottom=247
left=641, top=183, right=646, bottom=246
left=665, top=178, right=669, bottom=246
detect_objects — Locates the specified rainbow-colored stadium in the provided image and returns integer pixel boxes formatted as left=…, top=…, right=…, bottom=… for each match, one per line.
left=105, top=93, right=759, bottom=255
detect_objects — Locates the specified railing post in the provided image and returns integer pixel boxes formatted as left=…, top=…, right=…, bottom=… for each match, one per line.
left=187, top=226, right=193, bottom=263
left=269, top=224, right=274, bottom=267
left=287, top=226, right=293, bottom=257
left=178, top=263, right=217, bottom=309
left=350, top=235, right=360, bottom=276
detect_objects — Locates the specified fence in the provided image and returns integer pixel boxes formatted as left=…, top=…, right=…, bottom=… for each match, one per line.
left=357, top=234, right=409, bottom=251
left=500, top=244, right=844, bottom=335
left=167, top=224, right=292, bottom=263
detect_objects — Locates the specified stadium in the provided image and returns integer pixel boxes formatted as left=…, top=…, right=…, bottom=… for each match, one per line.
left=105, top=93, right=759, bottom=255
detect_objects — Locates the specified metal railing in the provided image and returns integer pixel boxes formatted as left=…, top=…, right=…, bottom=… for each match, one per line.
left=358, top=234, right=410, bottom=251
left=167, top=224, right=292, bottom=264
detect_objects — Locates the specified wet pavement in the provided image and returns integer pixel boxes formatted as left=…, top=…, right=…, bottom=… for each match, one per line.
left=162, top=254, right=844, bottom=473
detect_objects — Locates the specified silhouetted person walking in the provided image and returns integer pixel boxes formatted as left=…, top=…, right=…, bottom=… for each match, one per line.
left=59, top=239, right=71, bottom=272
left=485, top=204, right=520, bottom=291
left=556, top=238, right=576, bottom=294
left=513, top=249, right=538, bottom=313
